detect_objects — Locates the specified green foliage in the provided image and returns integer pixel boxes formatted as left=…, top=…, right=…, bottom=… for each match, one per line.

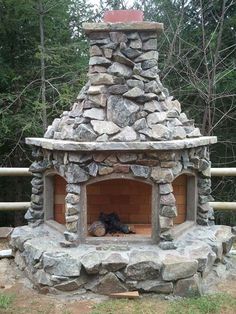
left=0, top=293, right=14, bottom=309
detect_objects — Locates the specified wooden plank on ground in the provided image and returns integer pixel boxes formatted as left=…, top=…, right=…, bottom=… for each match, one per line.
left=110, top=291, right=139, bottom=299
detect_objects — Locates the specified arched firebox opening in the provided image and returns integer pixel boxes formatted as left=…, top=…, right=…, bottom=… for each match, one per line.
left=172, top=173, right=197, bottom=225
left=86, top=178, right=152, bottom=237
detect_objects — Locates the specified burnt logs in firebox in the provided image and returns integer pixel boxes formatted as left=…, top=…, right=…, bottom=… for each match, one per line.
left=88, top=212, right=135, bottom=237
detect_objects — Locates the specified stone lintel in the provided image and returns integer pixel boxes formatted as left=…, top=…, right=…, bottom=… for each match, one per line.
left=83, top=22, right=164, bottom=34
left=25, top=136, right=217, bottom=152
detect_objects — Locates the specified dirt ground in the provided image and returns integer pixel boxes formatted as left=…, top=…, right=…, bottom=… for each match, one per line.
left=0, top=240, right=236, bottom=314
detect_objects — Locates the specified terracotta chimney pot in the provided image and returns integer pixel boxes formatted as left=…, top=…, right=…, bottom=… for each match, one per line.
left=104, top=9, right=144, bottom=23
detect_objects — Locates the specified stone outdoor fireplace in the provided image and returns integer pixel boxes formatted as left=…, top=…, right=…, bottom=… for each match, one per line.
left=10, top=10, right=235, bottom=296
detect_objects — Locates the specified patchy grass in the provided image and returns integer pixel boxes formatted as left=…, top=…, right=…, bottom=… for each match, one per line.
left=91, top=293, right=236, bottom=314
left=0, top=293, right=14, bottom=310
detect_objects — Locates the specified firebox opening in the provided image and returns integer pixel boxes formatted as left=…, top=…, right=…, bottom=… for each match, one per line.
left=86, top=179, right=152, bottom=237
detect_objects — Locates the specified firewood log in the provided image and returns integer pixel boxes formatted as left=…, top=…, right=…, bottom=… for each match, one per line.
left=88, top=221, right=106, bottom=237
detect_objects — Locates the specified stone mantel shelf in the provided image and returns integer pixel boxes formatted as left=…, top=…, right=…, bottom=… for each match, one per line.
left=25, top=136, right=217, bottom=152
left=83, top=22, right=164, bottom=34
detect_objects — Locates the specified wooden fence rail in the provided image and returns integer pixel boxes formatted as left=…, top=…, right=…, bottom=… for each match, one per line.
left=0, top=167, right=236, bottom=211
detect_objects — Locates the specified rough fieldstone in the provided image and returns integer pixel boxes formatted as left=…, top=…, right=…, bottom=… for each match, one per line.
left=159, top=216, right=173, bottom=231
left=160, top=193, right=176, bottom=206
left=54, top=279, right=82, bottom=291
left=99, top=166, right=114, bottom=175
left=102, top=252, right=129, bottom=271
left=108, top=84, right=128, bottom=94
left=126, top=250, right=162, bottom=280
left=65, top=215, right=79, bottom=223
left=91, top=120, right=120, bottom=135
left=87, top=85, right=106, bottom=95
left=117, top=153, right=137, bottom=162
left=108, top=62, right=132, bottom=78
left=97, top=134, right=109, bottom=141
left=89, top=45, right=103, bottom=56
left=65, top=203, right=79, bottom=216
left=68, top=153, right=92, bottom=163
left=133, top=118, right=148, bottom=131
left=121, top=47, right=141, bottom=59
left=88, top=94, right=107, bottom=107
left=142, top=59, right=158, bottom=70
left=87, top=162, right=98, bottom=177
left=130, top=165, right=150, bottom=178
left=64, top=231, right=78, bottom=242
left=81, top=251, right=101, bottom=274
left=110, top=32, right=127, bottom=43
left=173, top=126, right=186, bottom=139
left=65, top=193, right=80, bottom=205
left=162, top=257, right=198, bottom=281
left=137, top=280, right=173, bottom=293
left=151, top=167, right=174, bottom=183
left=83, top=108, right=105, bottom=120
left=94, top=273, right=127, bottom=295
left=73, top=124, right=97, bottom=141
left=66, top=184, right=81, bottom=195
left=89, top=73, right=118, bottom=85
left=143, top=38, right=158, bottom=51
left=160, top=205, right=177, bottom=218
left=89, top=65, right=107, bottom=73
left=147, top=112, right=167, bottom=126
left=159, top=183, right=173, bottom=195
left=113, top=52, right=134, bottom=66
left=65, top=164, right=89, bottom=183
left=129, top=37, right=142, bottom=49
left=43, top=252, right=81, bottom=277
left=187, top=128, right=201, bottom=138
left=113, top=164, right=130, bottom=173
left=89, top=56, right=111, bottom=66
left=174, top=274, right=202, bottom=297
left=159, top=242, right=177, bottom=250
left=107, top=96, right=139, bottom=127
left=112, top=126, right=137, bottom=141
left=123, top=87, right=144, bottom=98
left=103, top=48, right=113, bottom=58
left=141, top=66, right=159, bottom=79
left=144, top=100, right=162, bottom=112
left=135, top=51, right=159, bottom=62
left=34, top=269, right=53, bottom=287
left=127, top=79, right=144, bottom=89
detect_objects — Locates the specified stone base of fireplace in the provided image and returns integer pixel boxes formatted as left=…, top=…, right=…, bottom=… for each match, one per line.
left=10, top=223, right=235, bottom=296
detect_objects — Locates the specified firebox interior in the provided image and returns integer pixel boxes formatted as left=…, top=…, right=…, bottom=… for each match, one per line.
left=86, top=179, right=152, bottom=237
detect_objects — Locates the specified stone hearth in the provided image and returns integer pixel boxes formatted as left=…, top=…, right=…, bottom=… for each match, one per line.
left=10, top=10, right=235, bottom=296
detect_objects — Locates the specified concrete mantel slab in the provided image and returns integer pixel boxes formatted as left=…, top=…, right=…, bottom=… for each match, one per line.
left=83, top=22, right=164, bottom=34
left=25, top=136, right=217, bottom=152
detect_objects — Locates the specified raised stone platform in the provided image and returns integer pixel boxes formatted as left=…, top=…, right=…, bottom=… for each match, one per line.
left=10, top=223, right=235, bottom=296
left=25, top=136, right=217, bottom=152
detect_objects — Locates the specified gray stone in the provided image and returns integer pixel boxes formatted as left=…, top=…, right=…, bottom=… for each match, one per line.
left=103, top=48, right=113, bottom=58
left=108, top=84, right=128, bottom=94
left=160, top=193, right=176, bottom=206
left=64, top=231, right=78, bottom=242
left=108, top=62, right=132, bottom=78
left=151, top=167, right=174, bottom=183
left=99, top=166, right=114, bottom=175
left=129, top=37, right=142, bottom=49
left=135, top=51, right=159, bottom=62
left=65, top=193, right=80, bottom=205
left=147, top=112, right=167, bottom=126
left=159, top=183, right=173, bottom=195
left=97, top=134, right=109, bottom=142
left=173, top=126, right=186, bottom=139
left=187, top=128, right=201, bottom=138
left=102, top=252, right=129, bottom=271
left=112, top=126, right=137, bottom=141
left=68, top=153, right=92, bottom=163
left=107, top=96, right=139, bottom=127
left=87, top=162, right=98, bottom=177
left=159, top=242, right=177, bottom=250
left=89, top=65, right=107, bottom=73
left=126, top=250, right=162, bottom=280
left=65, top=215, right=78, bottom=223
left=65, top=164, right=89, bottom=183
left=117, top=153, right=137, bottom=163
left=90, top=38, right=111, bottom=45
left=91, top=120, right=120, bottom=135
left=144, top=100, right=162, bottom=112
left=87, top=85, right=106, bottom=95
left=159, top=216, right=173, bottom=231
left=148, top=124, right=171, bottom=140
left=94, top=273, right=127, bottom=295
left=83, top=108, right=105, bottom=120
left=162, top=257, right=198, bottom=281
left=137, top=280, right=173, bottom=293
left=130, top=165, right=150, bottom=178
left=141, top=66, right=159, bottom=79
left=143, top=38, right=157, bottom=51
left=110, top=32, right=127, bottom=43
left=134, top=118, right=148, bottom=131
left=174, top=274, right=202, bottom=297
left=140, top=31, right=157, bottom=41
left=89, top=56, right=111, bottom=66
left=113, top=52, right=134, bottom=67
left=123, top=87, right=144, bottom=98
left=88, top=94, right=107, bottom=107
left=31, top=194, right=43, bottom=205
left=160, top=205, right=177, bottom=218
left=34, top=269, right=53, bottom=286
left=142, top=59, right=158, bottom=70
left=15, top=251, right=26, bottom=270
left=121, top=47, right=141, bottom=59
left=89, top=45, right=103, bottom=56
left=66, top=184, right=81, bottom=195
left=25, top=208, right=43, bottom=221
left=73, top=124, right=97, bottom=141
left=127, top=79, right=144, bottom=89
left=89, top=73, right=118, bottom=85
left=54, top=279, right=81, bottom=291
left=43, top=252, right=81, bottom=277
